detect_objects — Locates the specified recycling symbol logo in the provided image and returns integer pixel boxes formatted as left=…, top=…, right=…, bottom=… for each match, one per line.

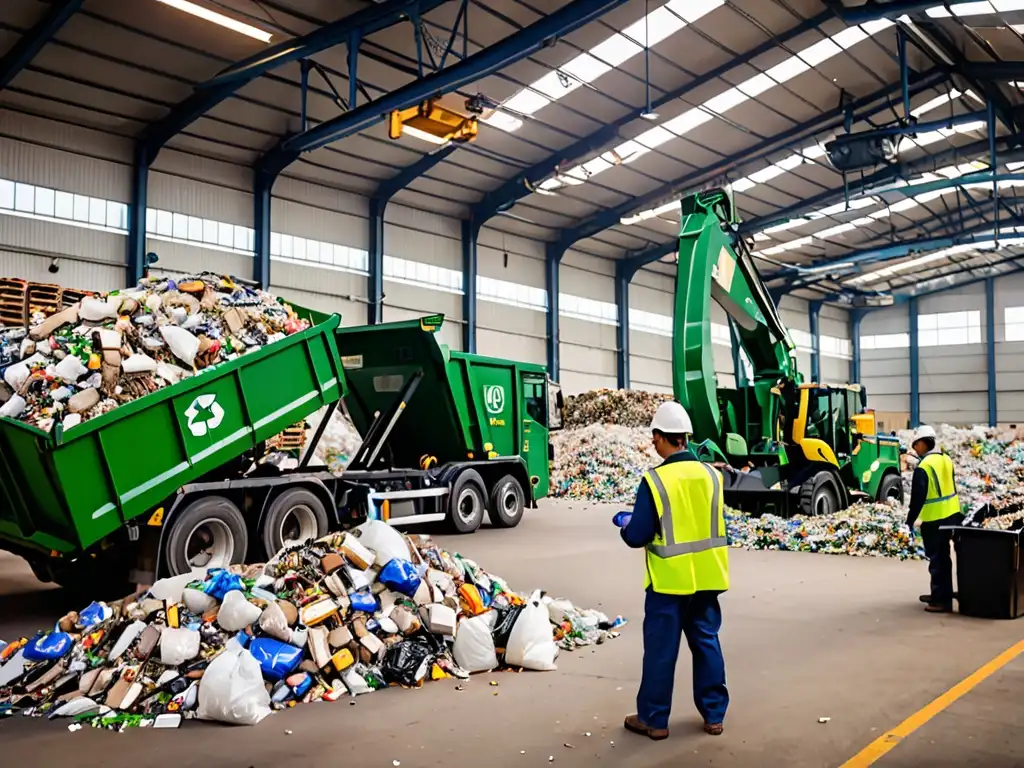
left=185, top=393, right=225, bottom=437
left=484, top=385, right=505, bottom=415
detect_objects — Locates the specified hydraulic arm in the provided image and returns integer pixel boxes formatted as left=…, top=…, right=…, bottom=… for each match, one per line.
left=673, top=189, right=800, bottom=462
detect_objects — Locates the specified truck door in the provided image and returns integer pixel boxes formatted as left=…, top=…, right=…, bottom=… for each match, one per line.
left=520, top=373, right=550, bottom=499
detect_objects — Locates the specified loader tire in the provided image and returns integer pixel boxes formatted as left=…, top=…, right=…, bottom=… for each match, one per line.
left=799, top=472, right=840, bottom=517
left=164, top=496, right=248, bottom=576
left=262, top=487, right=329, bottom=558
left=489, top=474, right=526, bottom=529
left=877, top=473, right=904, bottom=504
left=446, top=469, right=486, bottom=534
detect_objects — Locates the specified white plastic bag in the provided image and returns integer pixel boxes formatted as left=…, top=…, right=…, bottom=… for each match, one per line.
left=341, top=667, right=372, bottom=696
left=0, top=395, right=26, bottom=419
left=197, top=641, right=271, bottom=725
left=546, top=597, right=575, bottom=625
left=160, top=627, right=200, bottom=666
left=160, top=325, right=200, bottom=367
left=258, top=602, right=292, bottom=643
left=452, top=611, right=498, bottom=673
left=148, top=572, right=195, bottom=604
left=356, top=520, right=412, bottom=564
left=505, top=590, right=558, bottom=671
left=217, top=590, right=262, bottom=632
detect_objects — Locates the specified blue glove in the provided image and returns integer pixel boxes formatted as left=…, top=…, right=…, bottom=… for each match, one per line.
left=613, top=511, right=632, bottom=528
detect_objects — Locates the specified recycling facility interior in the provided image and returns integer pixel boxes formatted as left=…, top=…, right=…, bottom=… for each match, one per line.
left=2, top=0, right=1024, bottom=765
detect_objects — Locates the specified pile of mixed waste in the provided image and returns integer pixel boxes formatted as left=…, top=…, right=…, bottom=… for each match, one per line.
left=0, top=273, right=311, bottom=432
left=563, top=387, right=672, bottom=429
left=0, top=522, right=623, bottom=730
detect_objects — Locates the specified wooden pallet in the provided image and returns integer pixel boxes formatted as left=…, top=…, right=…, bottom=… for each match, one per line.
left=0, top=277, right=28, bottom=327
left=267, top=423, right=307, bottom=453
left=62, top=287, right=94, bottom=308
left=27, top=281, right=63, bottom=317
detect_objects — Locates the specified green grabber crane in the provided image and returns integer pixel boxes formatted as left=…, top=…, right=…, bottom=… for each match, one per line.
left=672, top=188, right=904, bottom=517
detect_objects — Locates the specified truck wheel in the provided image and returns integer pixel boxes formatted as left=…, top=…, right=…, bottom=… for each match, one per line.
left=799, top=472, right=840, bottom=517
left=164, top=496, right=248, bottom=577
left=877, top=473, right=904, bottom=504
left=262, top=487, right=328, bottom=557
left=489, top=475, right=525, bottom=529
left=447, top=469, right=486, bottom=534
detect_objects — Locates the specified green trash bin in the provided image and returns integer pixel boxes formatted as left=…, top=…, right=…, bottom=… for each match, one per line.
left=946, top=525, right=1024, bottom=620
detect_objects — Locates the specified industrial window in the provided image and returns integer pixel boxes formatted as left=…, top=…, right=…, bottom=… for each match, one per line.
left=383, top=255, right=463, bottom=294
left=559, top=293, right=618, bottom=326
left=1005, top=307, right=1024, bottom=341
left=0, top=177, right=128, bottom=234
left=477, top=276, right=547, bottom=312
left=860, top=333, right=910, bottom=350
left=629, top=309, right=673, bottom=337
left=918, top=310, right=981, bottom=347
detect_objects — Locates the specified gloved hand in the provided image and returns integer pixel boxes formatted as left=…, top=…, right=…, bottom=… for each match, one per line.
left=613, top=511, right=632, bottom=528
left=906, top=525, right=916, bottom=540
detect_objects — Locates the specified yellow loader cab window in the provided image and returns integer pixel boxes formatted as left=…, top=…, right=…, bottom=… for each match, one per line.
left=791, top=387, right=839, bottom=466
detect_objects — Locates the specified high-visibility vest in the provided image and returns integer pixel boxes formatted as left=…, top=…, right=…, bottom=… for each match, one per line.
left=642, top=460, right=729, bottom=595
left=918, top=450, right=961, bottom=523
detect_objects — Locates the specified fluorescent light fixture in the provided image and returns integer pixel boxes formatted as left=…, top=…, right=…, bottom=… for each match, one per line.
left=155, top=0, right=272, bottom=41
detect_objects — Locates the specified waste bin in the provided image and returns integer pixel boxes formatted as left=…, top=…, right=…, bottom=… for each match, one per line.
left=945, top=525, right=1024, bottom=620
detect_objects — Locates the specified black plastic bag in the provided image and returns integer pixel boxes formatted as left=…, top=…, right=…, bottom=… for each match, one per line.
left=491, top=605, right=525, bottom=654
left=382, top=640, right=434, bottom=686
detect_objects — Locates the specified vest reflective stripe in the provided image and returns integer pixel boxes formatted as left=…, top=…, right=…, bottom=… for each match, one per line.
left=642, top=460, right=730, bottom=595
left=645, top=466, right=729, bottom=557
left=918, top=451, right=961, bottom=522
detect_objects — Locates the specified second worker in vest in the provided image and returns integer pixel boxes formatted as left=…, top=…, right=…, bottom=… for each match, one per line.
left=906, top=425, right=963, bottom=613
left=614, top=401, right=729, bottom=741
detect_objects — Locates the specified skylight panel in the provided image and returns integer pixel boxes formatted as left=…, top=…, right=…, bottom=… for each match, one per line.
left=797, top=38, right=843, bottom=67
left=503, top=89, right=551, bottom=116
left=620, top=6, right=687, bottom=48
left=765, top=56, right=811, bottom=83
left=775, top=154, right=808, bottom=171
left=749, top=165, right=787, bottom=184
left=737, top=73, right=775, bottom=98
left=609, top=140, right=648, bottom=164
left=993, top=1, right=1024, bottom=10
left=765, top=218, right=809, bottom=234
left=589, top=34, right=643, bottom=67
left=951, top=1, right=997, bottom=15
left=861, top=18, right=895, bottom=34
left=562, top=52, right=613, bottom=84
left=660, top=108, right=714, bottom=135
left=911, top=90, right=962, bottom=117
left=581, top=156, right=614, bottom=176
left=831, top=26, right=869, bottom=49
left=703, top=87, right=749, bottom=115
left=668, top=0, right=725, bottom=23
left=731, top=178, right=757, bottom=192
left=814, top=222, right=858, bottom=238
left=635, top=125, right=677, bottom=150
left=482, top=111, right=523, bottom=132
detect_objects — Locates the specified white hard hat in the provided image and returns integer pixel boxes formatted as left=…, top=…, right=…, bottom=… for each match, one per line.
left=914, top=425, right=936, bottom=443
left=651, top=401, right=693, bottom=435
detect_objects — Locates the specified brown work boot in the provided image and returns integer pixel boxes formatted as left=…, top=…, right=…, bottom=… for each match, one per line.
left=924, top=602, right=953, bottom=613
left=704, top=722, right=724, bottom=736
left=624, top=714, right=669, bottom=740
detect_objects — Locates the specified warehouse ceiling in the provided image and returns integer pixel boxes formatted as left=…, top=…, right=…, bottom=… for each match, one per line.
left=0, top=0, right=1022, bottom=304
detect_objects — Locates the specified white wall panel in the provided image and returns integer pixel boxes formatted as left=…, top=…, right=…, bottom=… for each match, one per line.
left=862, top=305, right=909, bottom=334
left=918, top=282, right=984, bottom=314
left=149, top=241, right=250, bottom=282
left=477, top=299, right=545, bottom=365
left=269, top=260, right=364, bottom=326
left=0, top=245, right=121, bottom=293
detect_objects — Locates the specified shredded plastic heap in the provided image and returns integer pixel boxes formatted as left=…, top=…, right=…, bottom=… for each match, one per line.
left=0, top=523, right=623, bottom=731
left=563, top=387, right=671, bottom=429
left=0, top=272, right=311, bottom=432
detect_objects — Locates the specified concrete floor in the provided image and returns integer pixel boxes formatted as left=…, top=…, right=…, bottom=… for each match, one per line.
left=1, top=498, right=1023, bottom=767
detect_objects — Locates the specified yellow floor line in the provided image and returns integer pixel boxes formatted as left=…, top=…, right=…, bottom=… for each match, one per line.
left=841, top=638, right=1024, bottom=768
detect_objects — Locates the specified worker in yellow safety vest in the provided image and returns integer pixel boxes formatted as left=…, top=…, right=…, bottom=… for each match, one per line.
left=906, top=425, right=963, bottom=613
left=613, top=401, right=729, bottom=741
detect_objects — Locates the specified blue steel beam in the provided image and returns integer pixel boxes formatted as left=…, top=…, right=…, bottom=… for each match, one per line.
left=138, top=0, right=448, bottom=160
left=615, top=261, right=631, bottom=389
left=368, top=144, right=458, bottom=324
left=909, top=296, right=919, bottom=427
left=551, top=72, right=947, bottom=252
left=472, top=10, right=833, bottom=221
left=0, top=0, right=82, bottom=92
left=809, top=301, right=822, bottom=383
left=462, top=218, right=478, bottom=353
left=546, top=242, right=562, bottom=379
left=986, top=276, right=997, bottom=425
left=850, top=309, right=865, bottom=383
left=257, top=0, right=632, bottom=180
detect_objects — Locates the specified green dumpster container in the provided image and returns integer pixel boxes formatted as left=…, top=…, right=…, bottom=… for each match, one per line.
left=0, top=315, right=345, bottom=558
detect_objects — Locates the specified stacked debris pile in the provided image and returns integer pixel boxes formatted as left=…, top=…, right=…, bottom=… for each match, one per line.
left=0, top=523, right=622, bottom=730
left=563, top=388, right=671, bottom=428
left=0, top=273, right=311, bottom=432
left=304, top=405, right=364, bottom=472
left=725, top=502, right=924, bottom=560
left=552, top=423, right=659, bottom=502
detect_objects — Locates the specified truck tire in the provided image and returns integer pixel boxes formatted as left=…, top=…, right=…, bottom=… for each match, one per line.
left=489, top=475, right=525, bottom=529
left=447, top=469, right=486, bottom=534
left=164, top=496, right=248, bottom=577
left=799, top=472, right=840, bottom=517
left=261, top=487, right=329, bottom=558
left=877, top=473, right=904, bottom=504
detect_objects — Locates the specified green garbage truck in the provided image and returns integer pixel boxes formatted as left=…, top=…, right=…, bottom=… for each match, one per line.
left=0, top=308, right=563, bottom=588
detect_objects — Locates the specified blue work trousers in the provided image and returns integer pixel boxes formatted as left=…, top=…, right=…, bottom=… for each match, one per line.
left=637, top=589, right=728, bottom=730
